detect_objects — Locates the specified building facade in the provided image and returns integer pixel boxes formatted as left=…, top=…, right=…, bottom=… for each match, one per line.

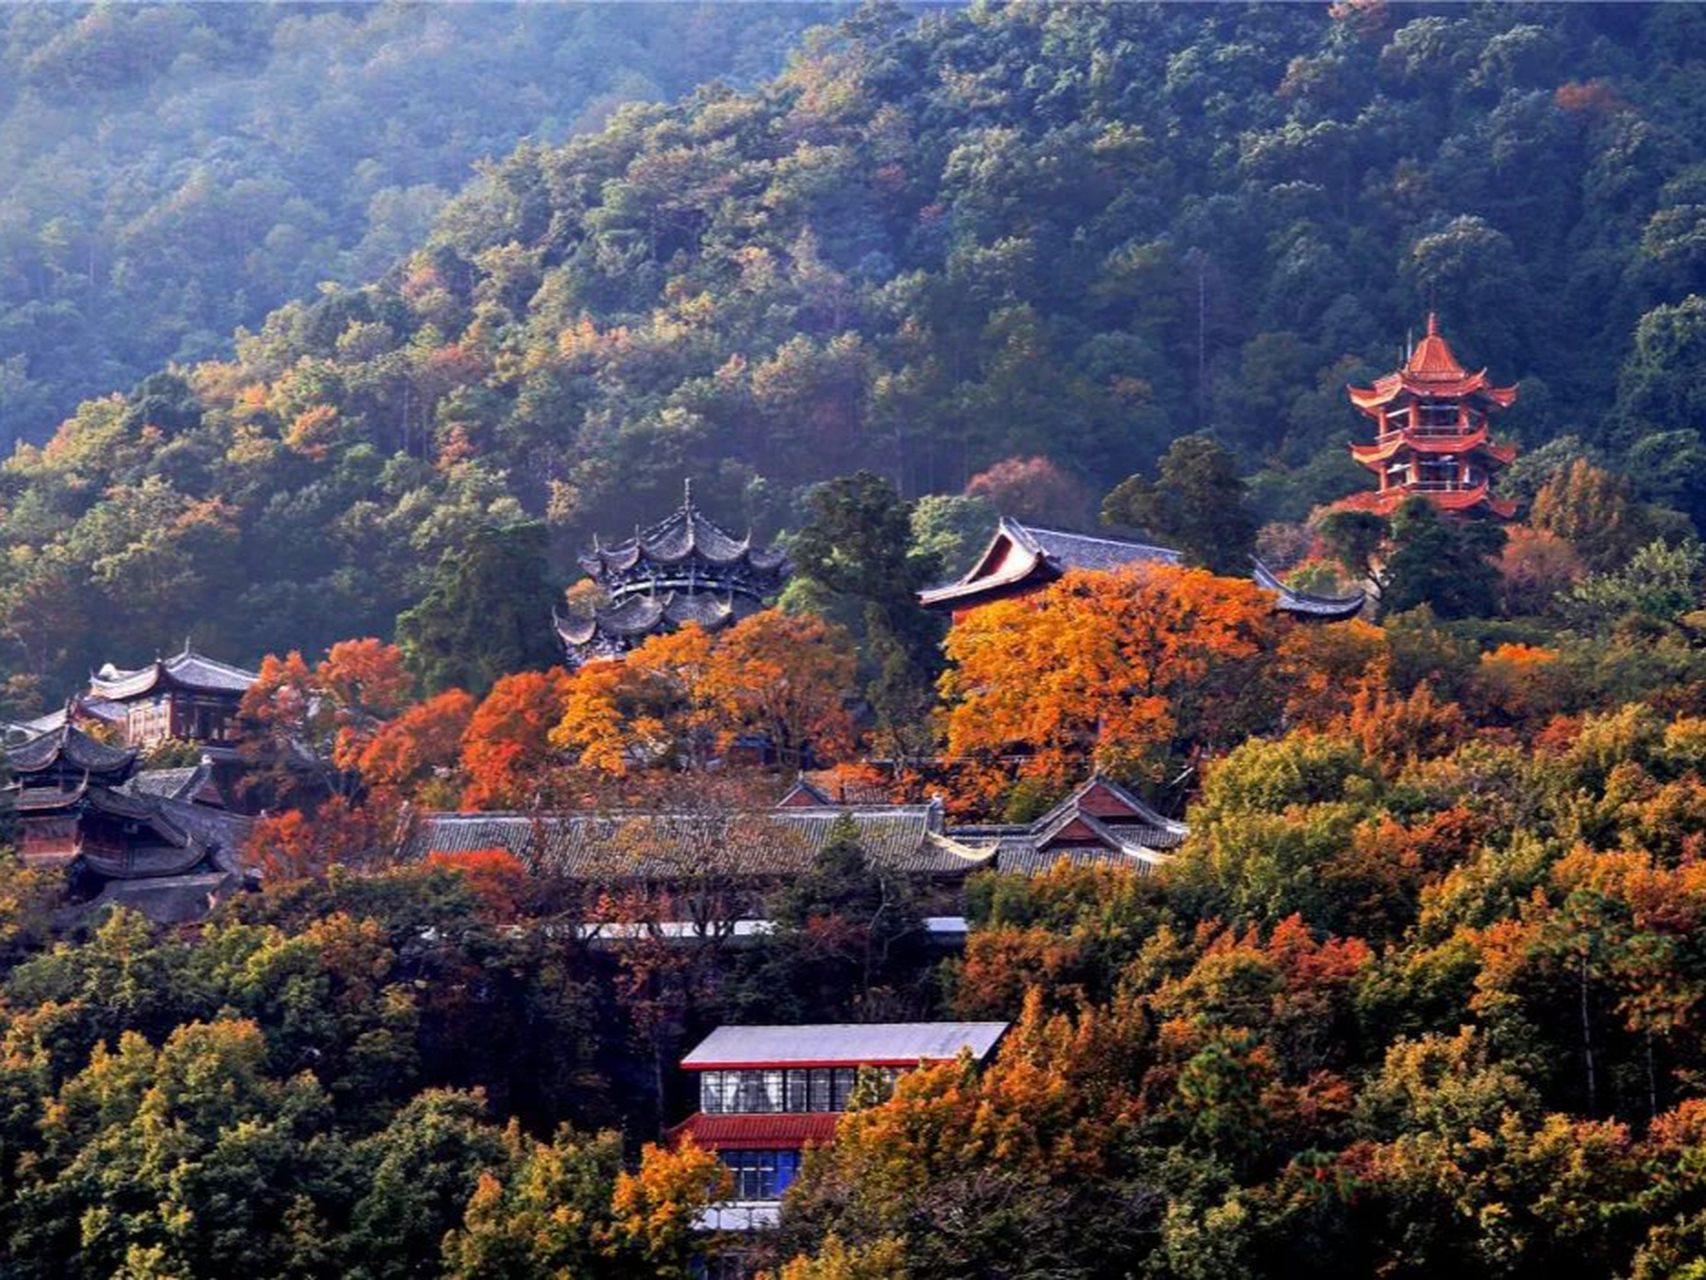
left=89, top=646, right=258, bottom=752
left=1343, top=313, right=1519, bottom=518
left=5, top=724, right=252, bottom=923
left=670, top=1022, right=1009, bottom=1228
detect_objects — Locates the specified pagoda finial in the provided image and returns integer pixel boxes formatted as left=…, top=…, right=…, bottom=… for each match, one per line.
left=682, top=476, right=694, bottom=509
left=1426, top=311, right=1440, bottom=338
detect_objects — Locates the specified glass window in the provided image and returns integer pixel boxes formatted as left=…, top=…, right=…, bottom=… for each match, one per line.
left=785, top=1069, right=809, bottom=1112
left=762, top=1069, right=784, bottom=1112
left=831, top=1068, right=856, bottom=1111
left=723, top=1149, right=794, bottom=1200
left=808, top=1069, right=831, bottom=1112
left=775, top=1149, right=802, bottom=1195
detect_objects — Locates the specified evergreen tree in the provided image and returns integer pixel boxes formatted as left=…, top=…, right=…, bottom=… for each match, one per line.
left=789, top=473, right=944, bottom=750
left=1380, top=497, right=1506, bottom=620
left=1101, top=435, right=1258, bottom=576
left=395, top=522, right=559, bottom=697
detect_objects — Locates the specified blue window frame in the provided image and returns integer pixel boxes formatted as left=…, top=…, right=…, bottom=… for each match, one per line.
left=720, top=1149, right=803, bottom=1200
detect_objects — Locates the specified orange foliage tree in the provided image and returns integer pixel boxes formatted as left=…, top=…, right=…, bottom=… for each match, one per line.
left=551, top=612, right=857, bottom=777
left=242, top=796, right=385, bottom=881
left=425, top=848, right=529, bottom=921
left=355, top=688, right=477, bottom=804
left=460, top=668, right=574, bottom=809
left=940, top=565, right=1280, bottom=793
left=239, top=638, right=412, bottom=804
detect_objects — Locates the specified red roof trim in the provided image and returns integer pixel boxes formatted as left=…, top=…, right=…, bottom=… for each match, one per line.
left=668, top=1112, right=841, bottom=1150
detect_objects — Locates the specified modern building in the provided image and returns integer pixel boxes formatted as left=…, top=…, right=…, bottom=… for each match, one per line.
left=403, top=800, right=996, bottom=913
left=556, top=481, right=789, bottom=666
left=918, top=516, right=1365, bottom=624
left=670, top=1021, right=1009, bottom=1229
left=1342, top=312, right=1519, bottom=518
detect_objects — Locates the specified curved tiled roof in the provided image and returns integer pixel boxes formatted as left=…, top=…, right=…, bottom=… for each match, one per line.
left=949, top=774, right=1186, bottom=876
left=119, top=764, right=211, bottom=802
left=577, top=482, right=787, bottom=579
left=563, top=482, right=789, bottom=666
left=920, top=518, right=1180, bottom=608
left=407, top=804, right=995, bottom=880
left=7, top=724, right=137, bottom=778
left=91, top=647, right=258, bottom=701
left=1250, top=560, right=1367, bottom=621
left=1347, top=314, right=1517, bottom=416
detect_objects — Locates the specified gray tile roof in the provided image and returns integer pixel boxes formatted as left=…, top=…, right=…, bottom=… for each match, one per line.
left=921, top=518, right=1367, bottom=620
left=1251, top=560, right=1367, bottom=620
left=85, top=872, right=240, bottom=926
left=405, top=805, right=995, bottom=880
left=119, top=764, right=210, bottom=802
left=91, top=648, right=258, bottom=700
left=681, top=1021, right=1009, bottom=1067
left=7, top=724, right=138, bottom=778
left=949, top=775, right=1186, bottom=876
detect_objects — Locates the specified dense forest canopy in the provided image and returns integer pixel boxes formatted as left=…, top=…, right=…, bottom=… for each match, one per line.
left=4, top=0, right=1706, bottom=703
left=0, top=1, right=835, bottom=446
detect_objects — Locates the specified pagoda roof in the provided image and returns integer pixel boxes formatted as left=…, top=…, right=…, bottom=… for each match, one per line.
left=919, top=517, right=1366, bottom=620
left=919, top=517, right=1181, bottom=608
left=405, top=803, right=996, bottom=881
left=578, top=481, right=787, bottom=580
left=91, top=646, right=258, bottom=702
left=1331, top=486, right=1518, bottom=520
left=555, top=590, right=753, bottom=647
left=1350, top=424, right=1516, bottom=468
left=7, top=723, right=137, bottom=780
left=1347, top=314, right=1517, bottom=415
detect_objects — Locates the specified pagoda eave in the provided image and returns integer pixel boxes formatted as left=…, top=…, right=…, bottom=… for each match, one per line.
left=1330, top=486, right=1515, bottom=520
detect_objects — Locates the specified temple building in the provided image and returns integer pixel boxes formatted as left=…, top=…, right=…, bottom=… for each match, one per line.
left=941, top=773, right=1188, bottom=876
left=5, top=724, right=252, bottom=924
left=919, top=516, right=1365, bottom=623
left=671, top=1022, right=1008, bottom=1230
left=88, top=645, right=258, bottom=753
left=403, top=800, right=994, bottom=913
left=1343, top=313, right=1518, bottom=518
left=556, top=482, right=788, bottom=667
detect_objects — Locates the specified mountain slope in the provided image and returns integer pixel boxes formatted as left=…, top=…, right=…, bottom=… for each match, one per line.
left=4, top=1, right=1706, bottom=706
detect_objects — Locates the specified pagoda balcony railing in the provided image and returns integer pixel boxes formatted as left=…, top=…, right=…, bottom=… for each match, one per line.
left=1404, top=480, right=1483, bottom=493
left=1372, top=424, right=1480, bottom=445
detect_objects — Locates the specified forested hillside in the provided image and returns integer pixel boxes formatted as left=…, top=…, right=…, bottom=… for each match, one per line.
left=0, top=1, right=832, bottom=445
left=7, top=1, right=1706, bottom=705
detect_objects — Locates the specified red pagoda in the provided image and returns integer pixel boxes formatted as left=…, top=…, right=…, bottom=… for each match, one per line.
left=1344, top=314, right=1518, bottom=518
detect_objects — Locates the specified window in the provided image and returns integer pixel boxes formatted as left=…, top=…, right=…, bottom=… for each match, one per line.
left=701, top=1071, right=739, bottom=1115
left=721, top=1149, right=803, bottom=1200
left=696, top=1066, right=915, bottom=1114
